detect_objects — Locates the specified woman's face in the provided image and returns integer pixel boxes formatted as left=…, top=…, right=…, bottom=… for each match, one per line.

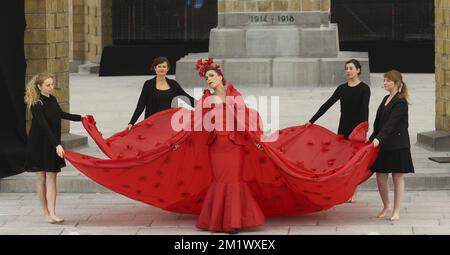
left=154, top=62, right=169, bottom=76
left=383, top=77, right=398, bottom=93
left=38, top=78, right=54, bottom=95
left=205, top=70, right=223, bottom=89
left=345, top=63, right=360, bottom=80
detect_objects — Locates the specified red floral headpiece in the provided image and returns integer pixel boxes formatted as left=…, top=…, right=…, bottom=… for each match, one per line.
left=195, top=57, right=226, bottom=85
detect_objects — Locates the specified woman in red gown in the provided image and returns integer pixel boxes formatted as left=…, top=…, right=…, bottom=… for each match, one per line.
left=195, top=65, right=265, bottom=233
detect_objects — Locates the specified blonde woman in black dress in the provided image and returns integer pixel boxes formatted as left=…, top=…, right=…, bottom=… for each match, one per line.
left=24, top=72, right=84, bottom=224
left=369, top=70, right=414, bottom=221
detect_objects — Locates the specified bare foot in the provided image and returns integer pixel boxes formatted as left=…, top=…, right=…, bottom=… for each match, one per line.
left=45, top=215, right=57, bottom=224
left=377, top=208, right=390, bottom=218
left=390, top=212, right=400, bottom=221
left=50, top=215, right=64, bottom=223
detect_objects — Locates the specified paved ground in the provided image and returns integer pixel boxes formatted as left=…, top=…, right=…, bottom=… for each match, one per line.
left=1, top=191, right=450, bottom=235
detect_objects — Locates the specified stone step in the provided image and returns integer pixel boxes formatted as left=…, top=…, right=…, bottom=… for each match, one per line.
left=61, top=133, right=88, bottom=149
left=1, top=172, right=449, bottom=193
left=78, top=63, right=100, bottom=74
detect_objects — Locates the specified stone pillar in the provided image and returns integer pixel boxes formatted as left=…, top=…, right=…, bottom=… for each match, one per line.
left=176, top=0, right=370, bottom=88
left=417, top=0, right=450, bottom=150
left=69, top=0, right=112, bottom=73
left=85, top=0, right=112, bottom=64
left=24, top=0, right=86, bottom=148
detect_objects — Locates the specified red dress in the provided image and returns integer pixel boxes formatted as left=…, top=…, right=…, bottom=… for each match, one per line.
left=195, top=92, right=265, bottom=231
left=65, top=85, right=378, bottom=232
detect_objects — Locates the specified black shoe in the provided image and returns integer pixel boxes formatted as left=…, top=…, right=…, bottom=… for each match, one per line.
left=228, top=228, right=240, bottom=234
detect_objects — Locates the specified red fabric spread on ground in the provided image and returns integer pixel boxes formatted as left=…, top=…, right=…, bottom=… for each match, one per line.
left=65, top=85, right=379, bottom=217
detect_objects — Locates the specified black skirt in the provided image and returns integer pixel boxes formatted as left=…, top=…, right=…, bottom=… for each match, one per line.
left=371, top=148, right=414, bottom=173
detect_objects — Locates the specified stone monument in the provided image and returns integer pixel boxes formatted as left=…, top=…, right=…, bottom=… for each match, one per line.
left=176, top=0, right=370, bottom=88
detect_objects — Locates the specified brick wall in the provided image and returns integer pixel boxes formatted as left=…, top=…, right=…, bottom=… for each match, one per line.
left=24, top=0, right=71, bottom=132
left=435, top=0, right=450, bottom=130
left=70, top=0, right=112, bottom=64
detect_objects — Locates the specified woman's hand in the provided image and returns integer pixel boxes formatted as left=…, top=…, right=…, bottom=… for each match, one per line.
left=372, top=138, right=380, bottom=148
left=127, top=124, right=133, bottom=131
left=56, top=145, right=65, bottom=158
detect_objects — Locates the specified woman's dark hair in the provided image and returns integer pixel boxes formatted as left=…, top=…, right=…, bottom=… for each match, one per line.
left=152, top=56, right=170, bottom=70
left=345, top=59, right=362, bottom=75
left=203, top=66, right=220, bottom=76
left=203, top=66, right=226, bottom=85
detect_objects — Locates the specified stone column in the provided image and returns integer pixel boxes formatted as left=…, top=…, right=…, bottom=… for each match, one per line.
left=69, top=0, right=112, bottom=72
left=24, top=0, right=86, bottom=148
left=85, top=0, right=112, bottom=64
left=418, top=0, right=450, bottom=150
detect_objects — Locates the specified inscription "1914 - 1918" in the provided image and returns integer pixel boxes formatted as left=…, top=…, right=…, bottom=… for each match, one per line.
left=249, top=15, right=295, bottom=24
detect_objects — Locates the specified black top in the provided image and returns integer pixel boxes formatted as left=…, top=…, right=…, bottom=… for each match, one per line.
left=310, top=82, right=370, bottom=139
left=369, top=93, right=410, bottom=150
left=129, top=77, right=196, bottom=125
left=25, top=95, right=82, bottom=172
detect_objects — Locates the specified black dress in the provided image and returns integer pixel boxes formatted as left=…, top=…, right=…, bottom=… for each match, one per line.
left=369, top=94, right=414, bottom=173
left=129, top=77, right=196, bottom=125
left=25, top=95, right=82, bottom=172
left=309, top=82, right=370, bottom=139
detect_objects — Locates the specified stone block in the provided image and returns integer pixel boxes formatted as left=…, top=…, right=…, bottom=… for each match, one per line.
left=233, top=0, right=245, bottom=12
left=245, top=1, right=258, bottom=12
left=61, top=133, right=88, bottom=149
left=246, top=28, right=300, bottom=57
left=299, top=25, right=338, bottom=57
left=56, top=13, right=68, bottom=28
left=218, top=0, right=225, bottom=12
left=209, top=28, right=246, bottom=58
left=25, top=14, right=47, bottom=29
left=417, top=130, right=450, bottom=151
left=78, top=62, right=100, bottom=74
left=46, top=0, right=58, bottom=13
left=273, top=1, right=289, bottom=11
left=224, top=58, right=272, bottom=87
left=288, top=0, right=301, bottom=11
left=257, top=0, right=273, bottom=12
left=24, top=30, right=47, bottom=44
left=321, top=0, right=330, bottom=11
left=56, top=42, right=69, bottom=57
left=218, top=12, right=326, bottom=28
left=302, top=0, right=321, bottom=11
left=272, top=58, right=320, bottom=87
left=25, top=0, right=48, bottom=14
left=26, top=59, right=48, bottom=74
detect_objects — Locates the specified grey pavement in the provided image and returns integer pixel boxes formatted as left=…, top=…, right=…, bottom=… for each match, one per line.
left=1, top=73, right=450, bottom=234
left=1, top=191, right=450, bottom=235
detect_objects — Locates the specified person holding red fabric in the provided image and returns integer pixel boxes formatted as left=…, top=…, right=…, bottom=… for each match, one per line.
left=24, top=72, right=85, bottom=224
left=305, top=59, right=371, bottom=203
left=127, top=56, right=196, bottom=130
left=369, top=70, right=414, bottom=221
